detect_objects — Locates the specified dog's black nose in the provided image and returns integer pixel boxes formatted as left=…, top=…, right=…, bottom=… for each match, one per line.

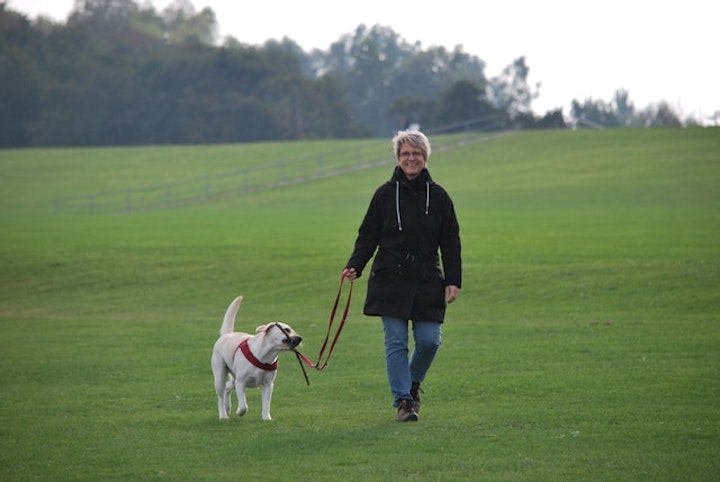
left=290, top=336, right=302, bottom=348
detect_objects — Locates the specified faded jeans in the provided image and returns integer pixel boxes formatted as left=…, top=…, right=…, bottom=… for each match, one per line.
left=382, top=316, right=442, bottom=407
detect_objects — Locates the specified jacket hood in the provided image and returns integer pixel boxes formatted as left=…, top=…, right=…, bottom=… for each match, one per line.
left=391, top=166, right=433, bottom=231
left=391, top=165, right=433, bottom=187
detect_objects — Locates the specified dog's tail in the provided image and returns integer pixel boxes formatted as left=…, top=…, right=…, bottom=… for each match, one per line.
left=220, top=295, right=243, bottom=336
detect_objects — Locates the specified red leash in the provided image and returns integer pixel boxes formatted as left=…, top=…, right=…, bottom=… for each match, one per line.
left=295, top=275, right=353, bottom=382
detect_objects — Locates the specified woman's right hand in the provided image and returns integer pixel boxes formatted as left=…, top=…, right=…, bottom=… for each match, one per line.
left=342, top=267, right=358, bottom=281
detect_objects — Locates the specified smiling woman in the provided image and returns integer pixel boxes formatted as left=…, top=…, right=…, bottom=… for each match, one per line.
left=342, top=129, right=462, bottom=422
left=395, top=130, right=431, bottom=179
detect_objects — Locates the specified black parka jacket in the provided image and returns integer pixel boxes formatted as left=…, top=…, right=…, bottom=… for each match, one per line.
left=345, top=166, right=462, bottom=322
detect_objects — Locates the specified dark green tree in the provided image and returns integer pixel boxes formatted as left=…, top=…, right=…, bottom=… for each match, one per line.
left=571, top=97, right=619, bottom=128
left=161, top=0, right=217, bottom=45
left=488, top=56, right=538, bottom=123
left=636, top=101, right=682, bottom=127
left=2, top=0, right=578, bottom=146
left=317, top=25, right=491, bottom=135
left=0, top=6, right=41, bottom=146
left=434, top=80, right=497, bottom=129
left=613, top=89, right=635, bottom=127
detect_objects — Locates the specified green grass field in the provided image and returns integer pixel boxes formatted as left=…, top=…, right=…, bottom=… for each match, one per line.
left=1, top=128, right=718, bottom=480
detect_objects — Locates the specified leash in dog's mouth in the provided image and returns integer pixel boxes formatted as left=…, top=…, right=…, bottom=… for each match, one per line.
left=293, top=350, right=311, bottom=386
left=272, top=322, right=311, bottom=385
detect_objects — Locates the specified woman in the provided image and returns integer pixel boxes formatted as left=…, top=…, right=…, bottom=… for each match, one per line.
left=343, top=130, right=462, bottom=422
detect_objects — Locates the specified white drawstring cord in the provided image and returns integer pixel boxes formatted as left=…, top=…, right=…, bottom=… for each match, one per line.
left=395, top=181, right=402, bottom=231
left=425, top=182, right=429, bottom=215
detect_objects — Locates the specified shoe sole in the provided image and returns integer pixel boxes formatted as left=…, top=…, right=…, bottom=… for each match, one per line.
left=398, top=413, right=419, bottom=422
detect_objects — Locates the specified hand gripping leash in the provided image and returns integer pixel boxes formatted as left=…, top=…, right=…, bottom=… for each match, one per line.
left=294, top=274, right=353, bottom=385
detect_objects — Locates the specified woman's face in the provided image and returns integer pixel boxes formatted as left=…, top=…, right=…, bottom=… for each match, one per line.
left=397, top=142, right=426, bottom=180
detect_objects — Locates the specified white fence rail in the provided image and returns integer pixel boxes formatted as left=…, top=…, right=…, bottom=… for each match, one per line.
left=53, top=126, right=503, bottom=214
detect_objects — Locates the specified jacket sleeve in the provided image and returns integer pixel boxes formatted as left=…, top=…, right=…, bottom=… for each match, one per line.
left=439, top=195, right=462, bottom=289
left=345, top=190, right=382, bottom=278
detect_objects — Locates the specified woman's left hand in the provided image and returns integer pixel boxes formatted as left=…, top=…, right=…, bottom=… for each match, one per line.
left=445, top=285, right=459, bottom=303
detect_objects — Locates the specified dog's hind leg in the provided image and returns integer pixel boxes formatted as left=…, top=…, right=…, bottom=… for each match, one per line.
left=223, top=378, right=234, bottom=416
left=212, top=354, right=231, bottom=419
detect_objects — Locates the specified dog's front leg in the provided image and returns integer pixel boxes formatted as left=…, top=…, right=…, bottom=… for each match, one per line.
left=234, top=380, right=248, bottom=417
left=260, top=380, right=274, bottom=421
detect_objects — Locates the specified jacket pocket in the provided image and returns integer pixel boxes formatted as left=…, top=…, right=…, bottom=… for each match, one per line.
left=367, top=259, right=405, bottom=301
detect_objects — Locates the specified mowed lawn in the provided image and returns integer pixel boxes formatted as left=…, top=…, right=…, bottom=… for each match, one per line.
left=0, top=128, right=718, bottom=480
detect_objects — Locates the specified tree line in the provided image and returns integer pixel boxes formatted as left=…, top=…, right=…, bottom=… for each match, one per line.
left=0, top=0, right=691, bottom=148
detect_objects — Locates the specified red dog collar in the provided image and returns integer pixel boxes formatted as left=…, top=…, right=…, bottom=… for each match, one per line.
left=238, top=339, right=278, bottom=371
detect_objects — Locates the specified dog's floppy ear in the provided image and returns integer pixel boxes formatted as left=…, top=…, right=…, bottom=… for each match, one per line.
left=255, top=324, right=269, bottom=333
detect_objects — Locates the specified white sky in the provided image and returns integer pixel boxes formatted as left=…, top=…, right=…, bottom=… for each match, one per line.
left=8, top=0, right=720, bottom=122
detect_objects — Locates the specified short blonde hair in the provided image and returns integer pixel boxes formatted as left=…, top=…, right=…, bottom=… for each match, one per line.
left=392, top=130, right=431, bottom=161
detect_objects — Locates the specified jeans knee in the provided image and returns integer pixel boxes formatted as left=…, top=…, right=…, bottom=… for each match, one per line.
left=415, top=339, right=441, bottom=355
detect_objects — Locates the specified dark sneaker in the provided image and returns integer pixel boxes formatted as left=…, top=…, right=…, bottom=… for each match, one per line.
left=397, top=399, right=418, bottom=422
left=410, top=382, right=423, bottom=413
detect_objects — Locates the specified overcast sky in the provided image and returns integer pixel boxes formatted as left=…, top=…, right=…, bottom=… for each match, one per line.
left=9, top=0, right=719, bottom=122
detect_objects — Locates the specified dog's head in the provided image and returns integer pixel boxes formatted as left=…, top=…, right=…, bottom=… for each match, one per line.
left=255, top=322, right=303, bottom=350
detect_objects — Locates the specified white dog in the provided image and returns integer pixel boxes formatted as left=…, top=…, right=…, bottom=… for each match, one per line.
left=211, top=296, right=302, bottom=421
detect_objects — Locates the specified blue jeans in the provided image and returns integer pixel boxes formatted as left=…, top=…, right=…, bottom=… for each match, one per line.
left=382, top=316, right=442, bottom=407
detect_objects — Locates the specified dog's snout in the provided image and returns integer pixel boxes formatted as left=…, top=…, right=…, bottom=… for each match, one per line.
left=289, top=335, right=302, bottom=348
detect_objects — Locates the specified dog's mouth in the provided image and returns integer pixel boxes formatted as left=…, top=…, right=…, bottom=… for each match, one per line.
left=284, top=336, right=303, bottom=349
left=272, top=322, right=303, bottom=350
